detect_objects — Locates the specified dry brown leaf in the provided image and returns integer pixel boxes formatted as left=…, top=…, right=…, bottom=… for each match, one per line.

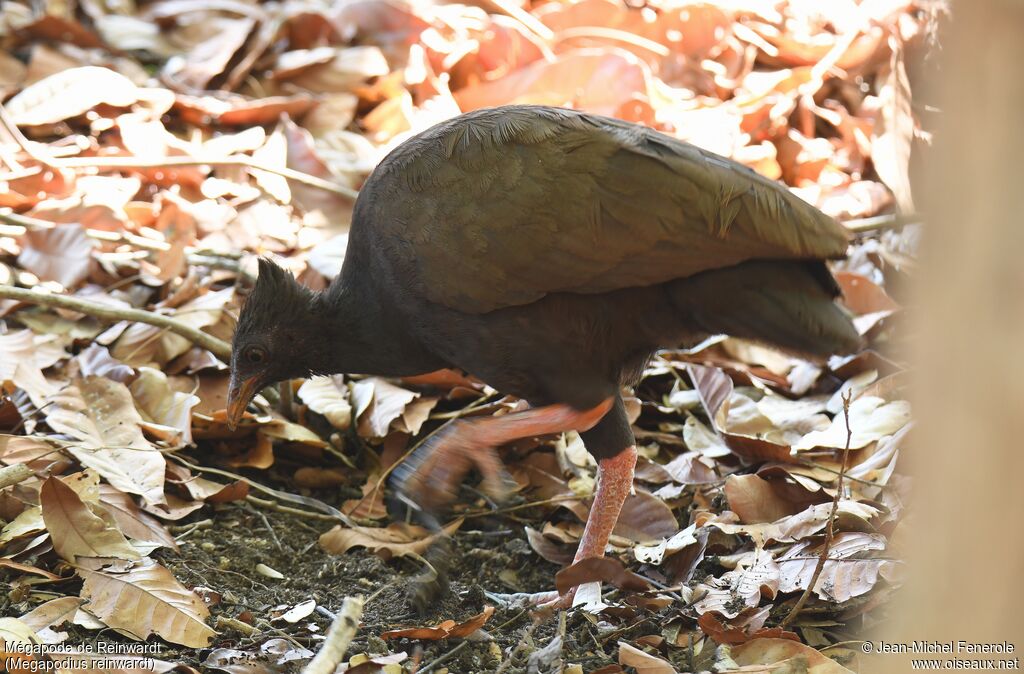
left=78, top=557, right=216, bottom=647
left=110, top=288, right=232, bottom=367
left=871, top=35, right=916, bottom=213
left=687, top=364, right=791, bottom=463
left=19, top=596, right=85, bottom=632
left=692, top=547, right=779, bottom=618
left=45, top=376, right=166, bottom=505
left=555, top=556, right=651, bottom=595
left=724, top=474, right=827, bottom=524
left=98, top=485, right=179, bottom=551
left=40, top=476, right=140, bottom=563
left=351, top=377, right=421, bottom=439
left=380, top=605, right=494, bottom=641
left=777, top=531, right=896, bottom=602
left=793, top=396, right=910, bottom=451
left=731, top=637, right=855, bottom=674
left=130, top=367, right=200, bottom=445
left=618, top=641, right=678, bottom=674
left=18, top=224, right=95, bottom=289
left=297, top=375, right=352, bottom=430
left=5, top=65, right=139, bottom=125
left=614, top=489, right=679, bottom=541
left=0, top=330, right=60, bottom=408
left=320, top=518, right=462, bottom=560
left=697, top=612, right=799, bottom=646
left=455, top=49, right=649, bottom=117
left=834, top=271, right=900, bottom=315
left=163, top=16, right=256, bottom=90
left=525, top=526, right=576, bottom=565
left=708, top=501, right=879, bottom=546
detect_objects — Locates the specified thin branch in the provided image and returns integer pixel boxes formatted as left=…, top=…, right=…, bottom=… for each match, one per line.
left=1, top=210, right=244, bottom=278
left=301, top=596, right=365, bottom=674
left=843, top=212, right=923, bottom=234
left=0, top=285, right=232, bottom=361
left=55, top=154, right=359, bottom=199
left=780, top=389, right=854, bottom=628
left=0, top=463, right=33, bottom=490
left=0, top=102, right=357, bottom=200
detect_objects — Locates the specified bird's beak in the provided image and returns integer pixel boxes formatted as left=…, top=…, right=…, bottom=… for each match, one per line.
left=226, top=375, right=261, bottom=431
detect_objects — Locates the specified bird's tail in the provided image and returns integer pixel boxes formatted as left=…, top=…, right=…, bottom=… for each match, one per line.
left=667, top=260, right=862, bottom=358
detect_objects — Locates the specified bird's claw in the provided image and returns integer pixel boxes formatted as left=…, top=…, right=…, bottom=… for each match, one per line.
left=389, top=422, right=515, bottom=519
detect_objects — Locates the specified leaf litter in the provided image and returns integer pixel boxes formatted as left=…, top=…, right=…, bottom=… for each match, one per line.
left=0, top=0, right=929, bottom=671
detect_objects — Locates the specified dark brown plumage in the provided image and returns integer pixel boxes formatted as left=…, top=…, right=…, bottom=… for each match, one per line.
left=228, top=104, right=860, bottom=603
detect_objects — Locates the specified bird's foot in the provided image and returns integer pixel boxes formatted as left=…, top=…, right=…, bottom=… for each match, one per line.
left=389, top=399, right=614, bottom=518
left=390, top=421, right=516, bottom=517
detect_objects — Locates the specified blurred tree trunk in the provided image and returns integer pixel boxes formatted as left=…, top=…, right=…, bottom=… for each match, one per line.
left=887, top=1, right=1024, bottom=669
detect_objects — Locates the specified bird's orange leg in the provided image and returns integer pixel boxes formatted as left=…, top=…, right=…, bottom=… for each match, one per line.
left=391, top=397, right=614, bottom=513
left=573, top=445, right=638, bottom=563
left=536, top=445, right=639, bottom=608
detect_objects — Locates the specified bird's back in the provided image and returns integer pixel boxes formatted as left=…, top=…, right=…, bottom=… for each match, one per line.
left=348, top=105, right=850, bottom=315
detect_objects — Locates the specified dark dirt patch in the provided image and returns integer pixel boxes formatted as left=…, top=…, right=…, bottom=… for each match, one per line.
left=153, top=500, right=629, bottom=672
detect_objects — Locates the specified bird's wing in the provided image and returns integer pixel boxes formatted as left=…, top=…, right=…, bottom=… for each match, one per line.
left=360, top=105, right=849, bottom=314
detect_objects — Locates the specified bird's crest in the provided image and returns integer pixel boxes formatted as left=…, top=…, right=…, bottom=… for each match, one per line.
left=235, top=258, right=319, bottom=337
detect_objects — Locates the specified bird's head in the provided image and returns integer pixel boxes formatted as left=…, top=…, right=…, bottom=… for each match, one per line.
left=227, top=258, right=324, bottom=429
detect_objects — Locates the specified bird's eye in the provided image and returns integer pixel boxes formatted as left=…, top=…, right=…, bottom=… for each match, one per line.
left=245, top=346, right=268, bottom=364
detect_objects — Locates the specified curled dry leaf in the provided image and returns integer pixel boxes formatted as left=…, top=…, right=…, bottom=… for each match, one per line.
left=18, top=224, right=96, bottom=289
left=380, top=605, right=494, bottom=641
left=729, top=637, right=855, bottom=674
left=19, top=596, right=85, bottom=632
left=455, top=49, right=650, bottom=117
left=350, top=377, right=421, bottom=439
left=297, top=375, right=352, bottom=430
left=707, top=500, right=879, bottom=547
left=777, top=531, right=897, bottom=602
left=692, top=547, right=779, bottom=618
left=724, top=473, right=828, bottom=524
left=39, top=476, right=141, bottom=562
left=45, top=376, right=167, bottom=505
left=78, top=557, right=216, bottom=647
left=793, top=396, right=911, bottom=451
left=320, top=518, right=462, bottom=560
left=617, top=641, right=678, bottom=674
left=5, top=66, right=139, bottom=125
left=0, top=329, right=60, bottom=408
left=555, top=556, right=652, bottom=595
left=98, top=485, right=179, bottom=551
left=697, top=612, right=799, bottom=646
left=130, top=367, right=200, bottom=445
left=614, top=488, right=679, bottom=541
left=525, top=526, right=576, bottom=565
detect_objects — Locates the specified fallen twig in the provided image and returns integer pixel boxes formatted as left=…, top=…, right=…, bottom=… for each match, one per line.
left=301, top=595, right=365, bottom=674
left=0, top=210, right=244, bottom=273
left=0, top=463, right=33, bottom=490
left=0, top=285, right=232, bottom=360
left=419, top=640, right=471, bottom=674
left=780, top=390, right=854, bottom=628
left=843, top=212, right=923, bottom=234
left=0, top=102, right=356, bottom=199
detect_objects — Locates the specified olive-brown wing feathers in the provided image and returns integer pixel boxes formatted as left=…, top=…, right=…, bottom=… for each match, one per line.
left=363, top=105, right=849, bottom=314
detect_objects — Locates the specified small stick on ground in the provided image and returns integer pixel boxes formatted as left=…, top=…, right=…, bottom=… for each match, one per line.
left=0, top=102, right=357, bottom=200
left=418, top=640, right=471, bottom=674
left=0, top=463, right=33, bottom=490
left=301, top=596, right=365, bottom=674
left=0, top=285, right=232, bottom=360
left=780, top=390, right=854, bottom=629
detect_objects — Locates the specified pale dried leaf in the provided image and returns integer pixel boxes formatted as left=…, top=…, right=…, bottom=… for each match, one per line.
left=78, top=558, right=216, bottom=647
left=6, top=66, right=139, bottom=125
left=40, top=476, right=140, bottom=562
left=45, top=376, right=166, bottom=505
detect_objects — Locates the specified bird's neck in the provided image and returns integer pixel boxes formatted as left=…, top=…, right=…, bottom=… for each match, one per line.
left=316, top=279, right=445, bottom=378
